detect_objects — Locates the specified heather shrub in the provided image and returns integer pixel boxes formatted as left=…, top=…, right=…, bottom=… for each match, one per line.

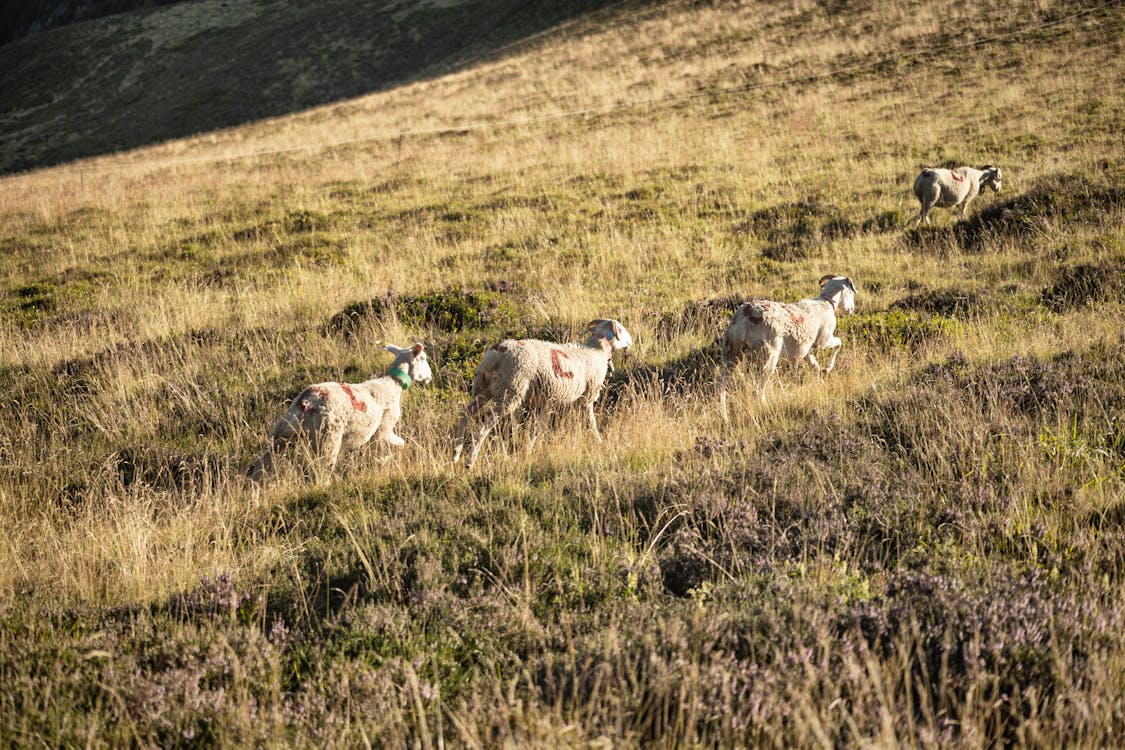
left=920, top=342, right=1125, bottom=421
left=890, top=287, right=990, bottom=319
left=734, top=200, right=857, bottom=261
left=841, top=309, right=961, bottom=352
left=1040, top=261, right=1125, bottom=309
left=327, top=288, right=524, bottom=338
left=653, top=297, right=742, bottom=342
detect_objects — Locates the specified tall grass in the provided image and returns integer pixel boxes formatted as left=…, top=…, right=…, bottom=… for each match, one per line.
left=0, top=0, right=1123, bottom=745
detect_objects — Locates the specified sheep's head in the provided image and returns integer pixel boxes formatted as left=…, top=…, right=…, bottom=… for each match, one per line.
left=383, top=342, right=433, bottom=389
left=817, top=275, right=857, bottom=314
left=585, top=318, right=634, bottom=352
left=981, top=165, right=1002, bottom=193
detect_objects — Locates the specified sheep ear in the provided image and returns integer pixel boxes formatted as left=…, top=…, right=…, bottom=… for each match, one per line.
left=818, top=274, right=836, bottom=286
left=384, top=343, right=403, bottom=355
left=411, top=343, right=424, bottom=356
left=844, top=277, right=856, bottom=292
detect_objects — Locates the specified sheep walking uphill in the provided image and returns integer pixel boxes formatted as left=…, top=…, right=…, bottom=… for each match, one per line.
left=719, top=275, right=856, bottom=419
left=451, top=319, right=633, bottom=470
left=250, top=343, right=433, bottom=481
left=913, top=165, right=1002, bottom=225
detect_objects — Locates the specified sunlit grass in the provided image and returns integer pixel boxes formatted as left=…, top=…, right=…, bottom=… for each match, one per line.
left=0, top=0, right=1122, bottom=746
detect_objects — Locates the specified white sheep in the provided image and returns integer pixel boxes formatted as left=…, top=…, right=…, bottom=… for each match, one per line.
left=250, top=342, right=433, bottom=481
left=451, top=319, right=633, bottom=470
left=718, top=275, right=856, bottom=419
left=913, top=165, right=1002, bottom=225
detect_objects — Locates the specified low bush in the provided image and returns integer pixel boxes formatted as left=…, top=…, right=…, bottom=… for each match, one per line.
left=842, top=309, right=961, bottom=352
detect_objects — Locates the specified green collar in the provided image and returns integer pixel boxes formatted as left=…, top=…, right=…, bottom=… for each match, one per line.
left=387, top=366, right=411, bottom=390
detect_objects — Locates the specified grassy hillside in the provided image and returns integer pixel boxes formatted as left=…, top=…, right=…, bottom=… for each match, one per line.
left=1, top=0, right=1123, bottom=745
left=0, top=0, right=620, bottom=173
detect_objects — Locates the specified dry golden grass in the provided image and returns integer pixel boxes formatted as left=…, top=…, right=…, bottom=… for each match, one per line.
left=0, top=0, right=1122, bottom=746
left=0, top=0, right=1119, bottom=597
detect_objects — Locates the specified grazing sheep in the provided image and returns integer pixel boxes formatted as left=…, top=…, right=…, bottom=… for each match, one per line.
left=250, top=343, right=433, bottom=481
left=913, top=165, right=1003, bottom=225
left=451, top=319, right=633, bottom=470
left=719, top=275, right=856, bottom=419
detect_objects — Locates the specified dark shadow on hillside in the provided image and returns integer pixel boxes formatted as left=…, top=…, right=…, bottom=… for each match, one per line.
left=0, top=0, right=634, bottom=175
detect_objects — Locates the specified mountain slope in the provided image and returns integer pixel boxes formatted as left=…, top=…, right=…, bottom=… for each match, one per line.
left=0, top=0, right=620, bottom=174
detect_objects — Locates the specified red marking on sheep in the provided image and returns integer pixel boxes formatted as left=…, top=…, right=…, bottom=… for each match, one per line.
left=550, top=349, right=574, bottom=379
left=298, top=386, right=330, bottom=413
left=743, top=302, right=803, bottom=326
left=744, top=305, right=765, bottom=325
left=950, top=171, right=965, bottom=182
left=338, top=383, right=367, bottom=413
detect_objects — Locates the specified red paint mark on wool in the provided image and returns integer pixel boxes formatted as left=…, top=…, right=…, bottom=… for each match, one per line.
left=298, top=386, right=329, bottom=413
left=550, top=349, right=574, bottom=379
left=950, top=171, right=965, bottom=182
left=743, top=302, right=802, bottom=326
left=338, top=383, right=367, bottom=412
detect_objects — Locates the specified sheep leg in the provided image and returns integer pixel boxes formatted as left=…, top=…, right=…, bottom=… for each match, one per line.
left=526, top=408, right=551, bottom=453
left=756, top=344, right=783, bottom=404
left=452, top=393, right=489, bottom=463
left=718, top=364, right=732, bottom=423
left=250, top=413, right=301, bottom=481
left=313, top=429, right=344, bottom=483
left=248, top=450, right=274, bottom=482
left=585, top=401, right=603, bottom=443
left=464, top=387, right=526, bottom=470
left=718, top=341, right=742, bottom=424
left=822, top=340, right=843, bottom=375
left=464, top=402, right=508, bottom=470
left=375, top=405, right=405, bottom=447
left=253, top=430, right=294, bottom=480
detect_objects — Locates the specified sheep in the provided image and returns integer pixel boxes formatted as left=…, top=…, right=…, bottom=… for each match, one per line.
left=249, top=342, right=433, bottom=482
left=451, top=319, right=633, bottom=470
left=913, top=165, right=1002, bottom=225
left=718, top=275, right=856, bottom=419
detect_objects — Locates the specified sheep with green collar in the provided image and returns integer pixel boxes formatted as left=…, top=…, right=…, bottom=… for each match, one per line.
left=250, top=342, right=432, bottom=481
left=452, top=319, right=633, bottom=470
